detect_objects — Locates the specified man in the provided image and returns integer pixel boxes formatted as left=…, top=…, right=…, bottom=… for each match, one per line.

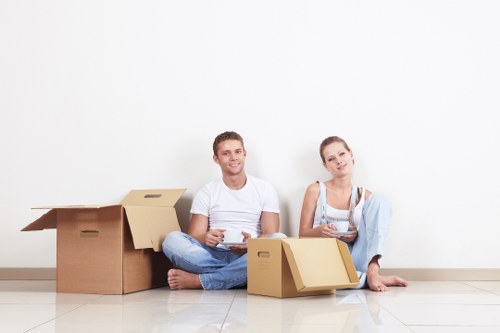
left=162, top=131, right=285, bottom=290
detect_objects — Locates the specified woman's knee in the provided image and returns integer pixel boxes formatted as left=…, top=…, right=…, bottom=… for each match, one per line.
left=366, top=194, right=391, bottom=211
left=363, top=193, right=392, bottom=229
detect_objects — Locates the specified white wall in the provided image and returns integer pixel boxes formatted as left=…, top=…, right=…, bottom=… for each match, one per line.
left=1, top=1, right=499, bottom=269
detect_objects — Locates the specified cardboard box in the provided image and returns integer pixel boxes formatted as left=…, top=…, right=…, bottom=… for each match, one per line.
left=22, top=189, right=185, bottom=294
left=247, top=238, right=360, bottom=298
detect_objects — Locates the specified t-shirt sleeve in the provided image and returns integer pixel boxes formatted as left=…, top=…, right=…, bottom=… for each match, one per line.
left=190, top=185, right=210, bottom=217
left=263, top=183, right=280, bottom=213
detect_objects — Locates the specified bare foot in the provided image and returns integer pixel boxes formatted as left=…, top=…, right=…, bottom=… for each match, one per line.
left=367, top=271, right=388, bottom=292
left=380, top=275, right=408, bottom=287
left=366, top=260, right=408, bottom=292
left=167, top=269, right=202, bottom=290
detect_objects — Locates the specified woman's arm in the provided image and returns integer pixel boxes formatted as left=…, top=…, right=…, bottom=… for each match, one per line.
left=299, top=183, right=331, bottom=237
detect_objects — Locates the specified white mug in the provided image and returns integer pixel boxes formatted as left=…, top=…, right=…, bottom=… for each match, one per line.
left=332, top=220, right=349, bottom=232
left=223, top=230, right=243, bottom=243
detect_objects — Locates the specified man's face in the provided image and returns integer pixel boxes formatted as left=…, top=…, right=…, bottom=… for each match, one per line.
left=213, top=139, right=246, bottom=176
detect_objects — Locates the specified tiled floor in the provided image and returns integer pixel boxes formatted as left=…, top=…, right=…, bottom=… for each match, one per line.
left=1, top=280, right=500, bottom=332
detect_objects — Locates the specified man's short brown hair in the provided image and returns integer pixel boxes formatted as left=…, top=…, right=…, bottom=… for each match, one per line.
left=213, top=131, right=245, bottom=156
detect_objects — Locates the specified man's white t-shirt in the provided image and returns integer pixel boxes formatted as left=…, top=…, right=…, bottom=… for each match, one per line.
left=190, top=174, right=280, bottom=238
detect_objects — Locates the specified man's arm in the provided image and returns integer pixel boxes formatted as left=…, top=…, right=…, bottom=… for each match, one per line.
left=187, top=214, right=208, bottom=243
left=187, top=214, right=224, bottom=247
left=260, top=211, right=280, bottom=238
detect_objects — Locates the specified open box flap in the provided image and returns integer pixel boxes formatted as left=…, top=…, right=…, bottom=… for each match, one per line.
left=22, top=205, right=122, bottom=232
left=124, top=206, right=180, bottom=252
left=32, top=205, right=119, bottom=209
left=121, top=189, right=186, bottom=207
left=336, top=240, right=361, bottom=288
left=22, top=209, right=58, bottom=231
left=282, top=238, right=358, bottom=292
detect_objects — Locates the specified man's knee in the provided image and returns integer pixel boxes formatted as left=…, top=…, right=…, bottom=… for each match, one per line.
left=162, top=230, right=185, bottom=256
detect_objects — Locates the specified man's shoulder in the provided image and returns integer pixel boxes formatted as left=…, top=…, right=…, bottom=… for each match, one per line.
left=200, top=177, right=223, bottom=189
left=193, top=177, right=223, bottom=197
left=246, top=174, right=276, bottom=191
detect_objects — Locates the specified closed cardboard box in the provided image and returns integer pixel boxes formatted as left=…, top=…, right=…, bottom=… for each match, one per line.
left=247, top=238, right=360, bottom=298
left=22, top=189, right=185, bottom=294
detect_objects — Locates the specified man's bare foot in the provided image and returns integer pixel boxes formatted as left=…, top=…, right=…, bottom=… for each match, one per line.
left=167, top=269, right=202, bottom=290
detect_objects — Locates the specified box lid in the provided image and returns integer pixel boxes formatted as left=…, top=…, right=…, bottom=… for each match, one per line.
left=120, top=189, right=185, bottom=207
left=282, top=238, right=359, bottom=291
left=22, top=205, right=121, bottom=231
left=124, top=206, right=180, bottom=252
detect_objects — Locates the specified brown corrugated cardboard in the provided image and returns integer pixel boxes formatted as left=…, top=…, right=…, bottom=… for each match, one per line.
left=247, top=238, right=360, bottom=298
left=22, top=189, right=185, bottom=294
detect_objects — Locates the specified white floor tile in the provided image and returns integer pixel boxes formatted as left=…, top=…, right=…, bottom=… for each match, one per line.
left=381, top=281, right=481, bottom=292
left=221, top=323, right=413, bottom=332
left=29, top=303, right=231, bottom=333
left=227, top=297, right=404, bottom=327
left=462, top=281, right=500, bottom=292
left=375, top=291, right=500, bottom=305
left=382, top=303, right=500, bottom=326
left=0, top=280, right=104, bottom=304
left=3, top=280, right=500, bottom=332
left=410, top=327, right=500, bottom=333
left=90, top=287, right=237, bottom=305
left=0, top=303, right=81, bottom=333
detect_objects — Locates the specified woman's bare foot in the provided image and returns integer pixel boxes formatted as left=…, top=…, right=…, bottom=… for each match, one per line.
left=380, top=275, right=408, bottom=288
left=167, top=269, right=202, bottom=290
left=366, top=258, right=408, bottom=292
left=367, top=269, right=388, bottom=292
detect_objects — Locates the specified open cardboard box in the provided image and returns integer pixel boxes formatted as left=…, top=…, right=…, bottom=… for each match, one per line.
left=22, top=189, right=185, bottom=294
left=247, top=238, right=360, bottom=298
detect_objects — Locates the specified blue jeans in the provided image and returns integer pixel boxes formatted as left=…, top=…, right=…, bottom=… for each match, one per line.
left=349, top=194, right=392, bottom=288
left=162, top=231, right=287, bottom=290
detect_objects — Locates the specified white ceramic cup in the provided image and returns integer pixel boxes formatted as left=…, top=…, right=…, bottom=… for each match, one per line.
left=223, top=230, right=243, bottom=243
left=332, top=220, right=349, bottom=232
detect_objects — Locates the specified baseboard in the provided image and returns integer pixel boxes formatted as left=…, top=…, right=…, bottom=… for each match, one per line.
left=0, top=268, right=56, bottom=280
left=1, top=268, right=499, bottom=281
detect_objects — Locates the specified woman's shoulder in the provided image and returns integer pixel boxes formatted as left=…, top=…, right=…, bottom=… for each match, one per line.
left=302, top=182, right=321, bottom=204
left=360, top=187, right=373, bottom=200
left=306, top=181, right=321, bottom=192
left=304, top=181, right=321, bottom=198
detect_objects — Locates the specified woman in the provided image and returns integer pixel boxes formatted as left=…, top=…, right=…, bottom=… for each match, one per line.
left=299, top=136, right=408, bottom=292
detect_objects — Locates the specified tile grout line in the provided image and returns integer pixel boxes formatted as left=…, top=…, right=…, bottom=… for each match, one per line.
left=23, top=294, right=106, bottom=333
left=460, top=280, right=500, bottom=295
left=218, top=290, right=238, bottom=332
left=376, top=298, right=412, bottom=330
left=23, top=303, right=87, bottom=333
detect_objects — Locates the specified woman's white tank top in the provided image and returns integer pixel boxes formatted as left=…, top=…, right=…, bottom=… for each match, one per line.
left=312, top=182, right=366, bottom=230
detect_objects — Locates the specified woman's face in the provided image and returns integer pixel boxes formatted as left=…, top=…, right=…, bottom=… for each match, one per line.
left=322, top=142, right=353, bottom=176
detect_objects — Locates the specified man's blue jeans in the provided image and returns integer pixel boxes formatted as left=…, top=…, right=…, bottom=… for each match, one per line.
left=162, top=231, right=287, bottom=290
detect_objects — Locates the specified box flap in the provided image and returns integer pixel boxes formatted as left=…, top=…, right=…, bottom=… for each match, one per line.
left=336, top=240, right=361, bottom=288
left=22, top=205, right=122, bottom=232
left=22, top=209, right=58, bottom=231
left=121, top=189, right=186, bottom=207
left=282, top=238, right=359, bottom=291
left=124, top=206, right=180, bottom=252
left=33, top=205, right=119, bottom=209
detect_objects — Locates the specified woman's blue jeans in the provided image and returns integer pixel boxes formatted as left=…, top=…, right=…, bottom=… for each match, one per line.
left=349, top=194, right=392, bottom=288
